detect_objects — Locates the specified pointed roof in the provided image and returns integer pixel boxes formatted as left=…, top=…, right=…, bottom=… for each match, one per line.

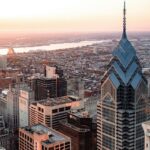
left=102, top=1, right=145, bottom=89
left=112, top=1, right=136, bottom=69
left=113, top=38, right=136, bottom=68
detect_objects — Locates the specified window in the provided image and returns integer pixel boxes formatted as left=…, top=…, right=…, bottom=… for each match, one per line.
left=52, top=109, right=58, bottom=113
left=102, top=134, right=115, bottom=149
left=102, top=122, right=115, bottom=136
left=66, top=106, right=71, bottom=110
left=102, top=107, right=115, bottom=123
left=59, top=108, right=64, bottom=112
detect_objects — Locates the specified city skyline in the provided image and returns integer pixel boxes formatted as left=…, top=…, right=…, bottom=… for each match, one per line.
left=0, top=0, right=150, bottom=33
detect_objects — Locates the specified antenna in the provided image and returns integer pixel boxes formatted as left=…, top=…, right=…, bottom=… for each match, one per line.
left=122, top=1, right=127, bottom=39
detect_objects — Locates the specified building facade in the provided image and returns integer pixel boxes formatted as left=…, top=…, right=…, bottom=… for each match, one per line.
left=29, top=96, right=84, bottom=129
left=59, top=111, right=93, bottom=150
left=19, top=88, right=34, bottom=127
left=19, top=124, right=71, bottom=150
left=97, top=2, right=149, bottom=150
left=30, top=66, right=67, bottom=101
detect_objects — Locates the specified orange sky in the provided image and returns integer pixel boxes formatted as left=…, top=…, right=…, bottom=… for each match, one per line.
left=0, top=0, right=150, bottom=33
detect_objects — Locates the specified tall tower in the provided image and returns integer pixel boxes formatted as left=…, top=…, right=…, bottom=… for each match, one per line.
left=97, top=2, right=148, bottom=150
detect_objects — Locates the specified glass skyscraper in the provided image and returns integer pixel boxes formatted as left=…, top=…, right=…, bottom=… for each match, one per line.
left=97, top=2, right=149, bottom=150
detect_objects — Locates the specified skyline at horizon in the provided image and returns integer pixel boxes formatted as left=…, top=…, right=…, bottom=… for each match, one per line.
left=0, top=0, right=150, bottom=34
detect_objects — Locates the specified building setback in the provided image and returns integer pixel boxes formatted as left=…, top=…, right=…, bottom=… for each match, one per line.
left=97, top=2, right=149, bottom=150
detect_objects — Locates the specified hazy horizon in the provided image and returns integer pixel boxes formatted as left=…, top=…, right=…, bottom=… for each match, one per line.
left=0, top=0, right=150, bottom=33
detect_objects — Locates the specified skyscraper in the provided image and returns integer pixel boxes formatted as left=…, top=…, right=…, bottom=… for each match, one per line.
left=97, top=2, right=148, bottom=150
left=30, top=65, right=67, bottom=101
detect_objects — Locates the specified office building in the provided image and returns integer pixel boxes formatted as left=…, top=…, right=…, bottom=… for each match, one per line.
left=19, top=124, right=71, bottom=150
left=97, top=2, right=148, bottom=150
left=30, top=66, right=67, bottom=101
left=29, top=96, right=84, bottom=129
left=59, top=111, right=93, bottom=150
left=7, top=83, right=28, bottom=132
left=7, top=86, right=20, bottom=132
left=19, top=88, right=34, bottom=127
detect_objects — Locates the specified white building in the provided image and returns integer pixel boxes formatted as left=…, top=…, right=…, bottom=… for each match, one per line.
left=45, top=66, right=59, bottom=79
left=142, top=121, right=150, bottom=150
left=19, top=88, right=34, bottom=127
left=29, top=96, right=84, bottom=129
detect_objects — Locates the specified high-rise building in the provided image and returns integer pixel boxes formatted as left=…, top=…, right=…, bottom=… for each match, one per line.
left=59, top=111, right=94, bottom=150
left=7, top=86, right=20, bottom=132
left=29, top=96, right=84, bottom=129
left=30, top=66, right=67, bottom=101
left=97, top=2, right=149, bottom=150
left=19, top=124, right=71, bottom=150
left=19, top=88, right=34, bottom=127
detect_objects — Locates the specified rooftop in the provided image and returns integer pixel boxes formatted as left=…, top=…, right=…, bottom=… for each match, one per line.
left=32, top=95, right=80, bottom=107
left=22, top=124, right=69, bottom=144
left=71, top=110, right=90, bottom=118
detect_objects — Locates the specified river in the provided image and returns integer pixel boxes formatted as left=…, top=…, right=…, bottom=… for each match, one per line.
left=0, top=40, right=111, bottom=55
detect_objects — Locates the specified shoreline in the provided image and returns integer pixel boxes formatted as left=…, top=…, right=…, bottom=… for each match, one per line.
left=0, top=40, right=111, bottom=55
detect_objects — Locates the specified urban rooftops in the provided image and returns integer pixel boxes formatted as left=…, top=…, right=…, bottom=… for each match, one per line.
left=22, top=124, right=69, bottom=144
left=32, top=95, right=80, bottom=107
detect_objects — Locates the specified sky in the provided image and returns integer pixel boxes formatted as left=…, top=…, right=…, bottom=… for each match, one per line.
left=0, top=0, right=150, bottom=33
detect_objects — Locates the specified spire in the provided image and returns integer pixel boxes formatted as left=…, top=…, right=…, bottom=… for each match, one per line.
left=122, top=1, right=127, bottom=39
